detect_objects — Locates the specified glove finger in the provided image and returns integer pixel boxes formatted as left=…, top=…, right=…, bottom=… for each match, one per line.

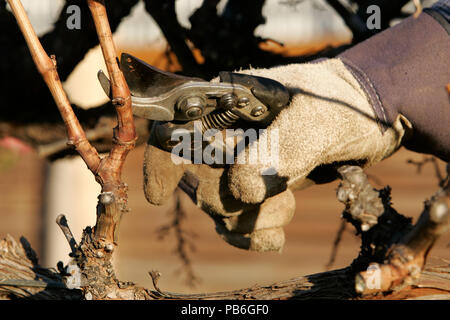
left=221, top=189, right=295, bottom=234
left=189, top=164, right=257, bottom=217
left=215, top=224, right=286, bottom=253
left=143, top=132, right=185, bottom=206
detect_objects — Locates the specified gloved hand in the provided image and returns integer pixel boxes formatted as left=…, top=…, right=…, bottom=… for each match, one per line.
left=143, top=58, right=411, bottom=252
left=144, top=125, right=296, bottom=252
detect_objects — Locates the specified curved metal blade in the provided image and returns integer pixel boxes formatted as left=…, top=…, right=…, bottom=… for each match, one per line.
left=120, top=53, right=203, bottom=98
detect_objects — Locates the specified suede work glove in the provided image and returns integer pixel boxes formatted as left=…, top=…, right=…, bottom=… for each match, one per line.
left=226, top=59, right=409, bottom=204
left=143, top=58, right=410, bottom=252
left=144, top=125, right=296, bottom=252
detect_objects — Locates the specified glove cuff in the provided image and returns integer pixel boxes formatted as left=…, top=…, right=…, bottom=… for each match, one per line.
left=338, top=11, right=450, bottom=161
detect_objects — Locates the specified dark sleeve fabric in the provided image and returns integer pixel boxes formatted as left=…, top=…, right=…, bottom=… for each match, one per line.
left=338, top=1, right=450, bottom=162
left=430, top=0, right=450, bottom=22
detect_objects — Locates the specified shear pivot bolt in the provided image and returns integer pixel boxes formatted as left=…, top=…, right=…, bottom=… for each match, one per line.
left=178, top=96, right=205, bottom=119
left=186, top=106, right=202, bottom=118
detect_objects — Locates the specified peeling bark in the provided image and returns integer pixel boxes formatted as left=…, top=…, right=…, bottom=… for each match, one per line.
left=1, top=234, right=449, bottom=300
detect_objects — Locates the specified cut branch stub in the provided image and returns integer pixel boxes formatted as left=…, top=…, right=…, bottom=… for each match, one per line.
left=56, top=214, right=78, bottom=255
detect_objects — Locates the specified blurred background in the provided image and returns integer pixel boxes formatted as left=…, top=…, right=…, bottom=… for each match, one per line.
left=0, top=0, right=448, bottom=294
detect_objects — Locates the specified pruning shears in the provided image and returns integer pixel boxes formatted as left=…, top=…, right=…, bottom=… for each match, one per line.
left=98, top=53, right=290, bottom=151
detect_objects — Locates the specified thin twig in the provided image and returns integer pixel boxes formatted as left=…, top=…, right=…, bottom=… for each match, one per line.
left=325, top=219, right=347, bottom=271
left=407, top=157, right=448, bottom=189
left=156, top=190, right=199, bottom=287
left=56, top=214, right=78, bottom=255
left=37, top=125, right=112, bottom=158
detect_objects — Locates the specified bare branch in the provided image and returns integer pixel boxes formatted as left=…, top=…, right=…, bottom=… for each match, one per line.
left=87, top=0, right=135, bottom=145
left=37, top=125, right=113, bottom=158
left=6, top=0, right=101, bottom=174
left=407, top=156, right=445, bottom=184
left=80, top=0, right=138, bottom=244
left=336, top=165, right=450, bottom=296
left=325, top=219, right=347, bottom=271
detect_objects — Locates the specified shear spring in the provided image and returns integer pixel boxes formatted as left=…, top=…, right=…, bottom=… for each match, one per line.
left=201, top=110, right=240, bottom=132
